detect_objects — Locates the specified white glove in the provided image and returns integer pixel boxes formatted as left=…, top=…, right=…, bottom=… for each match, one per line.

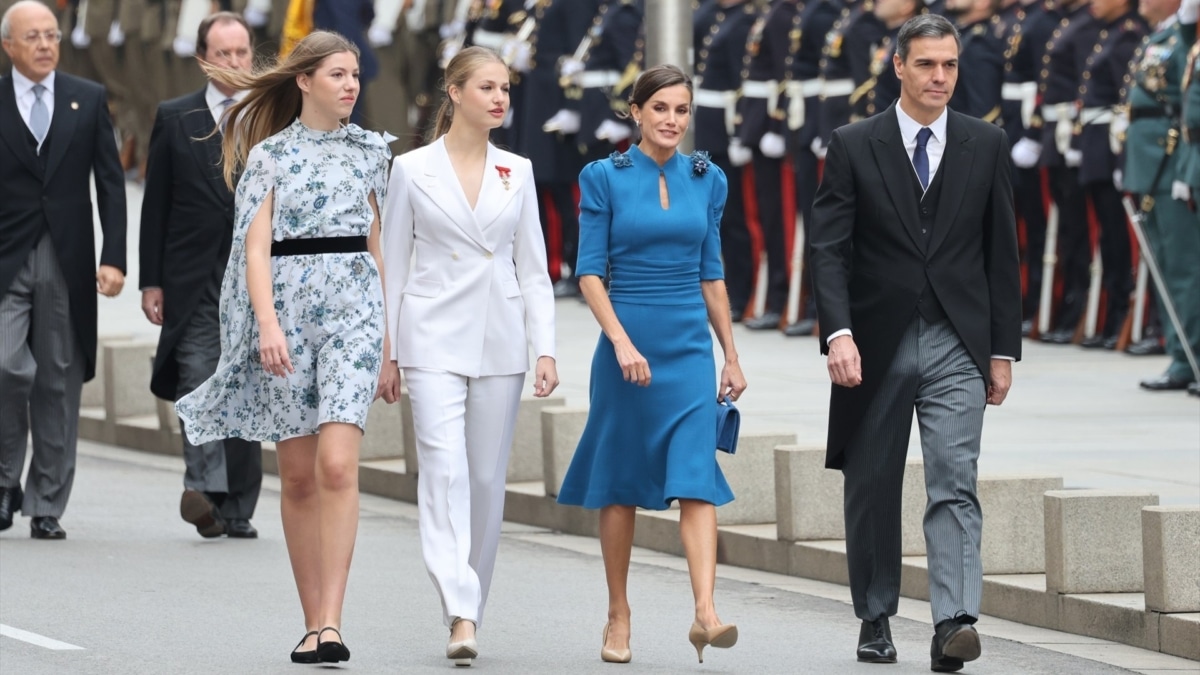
left=439, top=41, right=461, bottom=67
left=439, top=20, right=465, bottom=40
left=559, top=57, right=585, bottom=80
left=542, top=109, right=581, bottom=134
left=503, top=40, right=533, bottom=73
left=810, top=137, right=827, bottom=159
left=368, top=25, right=393, bottom=47
left=1065, top=149, right=1082, bottom=167
left=70, top=24, right=91, bottom=49
left=728, top=138, right=753, bottom=166
left=173, top=36, right=196, bottom=58
left=244, top=7, right=269, bottom=28
left=1011, top=137, right=1042, bottom=169
left=1054, top=116, right=1073, bottom=156
left=1180, top=0, right=1199, bottom=24
left=1110, top=111, right=1129, bottom=155
left=107, top=21, right=124, bottom=47
left=759, top=132, right=786, bottom=158
left=1173, top=180, right=1192, bottom=201
left=1113, top=169, right=1124, bottom=191
left=596, top=119, right=632, bottom=143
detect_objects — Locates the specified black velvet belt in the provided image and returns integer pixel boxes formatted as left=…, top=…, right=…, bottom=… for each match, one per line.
left=270, top=236, right=368, bottom=257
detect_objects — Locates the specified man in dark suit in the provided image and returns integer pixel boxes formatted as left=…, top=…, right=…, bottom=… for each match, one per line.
left=140, top=11, right=262, bottom=540
left=0, top=0, right=126, bottom=540
left=809, top=14, right=1021, bottom=672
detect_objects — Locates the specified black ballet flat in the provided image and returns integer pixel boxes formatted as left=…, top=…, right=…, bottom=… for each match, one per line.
left=290, top=631, right=319, bottom=664
left=316, top=626, right=351, bottom=663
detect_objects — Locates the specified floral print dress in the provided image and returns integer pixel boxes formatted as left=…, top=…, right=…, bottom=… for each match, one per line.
left=177, top=119, right=391, bottom=443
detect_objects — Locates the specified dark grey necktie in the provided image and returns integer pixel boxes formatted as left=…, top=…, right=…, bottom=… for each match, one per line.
left=913, top=127, right=932, bottom=191
left=30, top=83, right=50, bottom=147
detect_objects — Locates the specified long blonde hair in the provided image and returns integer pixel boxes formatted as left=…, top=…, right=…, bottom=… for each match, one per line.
left=431, top=46, right=508, bottom=140
left=205, top=30, right=360, bottom=189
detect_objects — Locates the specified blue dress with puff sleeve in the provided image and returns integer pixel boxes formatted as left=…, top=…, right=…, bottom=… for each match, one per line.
left=556, top=145, right=735, bottom=510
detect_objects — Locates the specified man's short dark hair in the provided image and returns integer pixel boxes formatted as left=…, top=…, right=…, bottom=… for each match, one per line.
left=196, top=11, right=252, bottom=59
left=896, top=14, right=961, bottom=63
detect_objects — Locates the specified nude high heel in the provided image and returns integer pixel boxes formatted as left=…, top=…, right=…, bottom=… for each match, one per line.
left=601, top=622, right=632, bottom=663
left=447, top=619, right=478, bottom=667
left=687, top=621, right=738, bottom=663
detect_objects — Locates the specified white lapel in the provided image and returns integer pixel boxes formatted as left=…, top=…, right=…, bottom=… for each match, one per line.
left=413, top=137, right=491, bottom=251
left=477, top=144, right=523, bottom=230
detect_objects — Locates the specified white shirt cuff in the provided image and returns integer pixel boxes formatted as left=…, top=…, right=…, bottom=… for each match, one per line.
left=1179, top=3, right=1198, bottom=25
left=991, top=355, right=1016, bottom=361
left=827, top=328, right=853, bottom=344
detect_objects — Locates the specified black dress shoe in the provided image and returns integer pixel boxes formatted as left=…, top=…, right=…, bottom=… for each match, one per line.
left=1103, top=335, right=1119, bottom=350
left=180, top=489, right=225, bottom=538
left=1140, top=373, right=1194, bottom=391
left=930, top=618, right=981, bottom=672
left=1020, top=319, right=1034, bottom=337
left=857, top=617, right=897, bottom=663
left=744, top=311, right=783, bottom=330
left=1040, top=328, right=1075, bottom=344
left=1126, top=336, right=1166, bottom=356
left=0, top=485, right=22, bottom=531
left=290, top=631, right=319, bottom=664
left=784, top=317, right=816, bottom=337
left=30, top=516, right=66, bottom=540
left=1188, top=382, right=1200, bottom=397
left=552, top=278, right=580, bottom=298
left=730, top=307, right=746, bottom=324
left=226, top=519, right=258, bottom=539
left=316, top=626, right=350, bottom=663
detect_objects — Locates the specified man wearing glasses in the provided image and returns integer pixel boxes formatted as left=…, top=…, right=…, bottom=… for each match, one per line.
left=0, top=0, right=127, bottom=540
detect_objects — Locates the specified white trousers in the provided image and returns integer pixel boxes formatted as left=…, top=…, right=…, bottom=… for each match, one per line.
left=404, top=368, right=524, bottom=628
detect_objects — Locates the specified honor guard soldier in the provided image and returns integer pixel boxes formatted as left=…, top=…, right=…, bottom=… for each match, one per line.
left=694, top=0, right=759, bottom=322
left=781, top=0, right=840, bottom=336
left=518, top=0, right=599, bottom=296
left=947, top=0, right=1006, bottom=120
left=1176, top=5, right=1200, bottom=395
left=1032, top=0, right=1102, bottom=345
left=861, top=0, right=921, bottom=119
left=1001, top=0, right=1058, bottom=332
left=737, top=0, right=801, bottom=330
left=813, top=0, right=885, bottom=157
left=464, top=0, right=523, bottom=147
left=1125, top=0, right=1200, bottom=390
left=1076, top=0, right=1146, bottom=348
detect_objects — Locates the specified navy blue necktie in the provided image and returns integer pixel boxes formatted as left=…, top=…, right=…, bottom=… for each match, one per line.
left=913, top=127, right=933, bottom=191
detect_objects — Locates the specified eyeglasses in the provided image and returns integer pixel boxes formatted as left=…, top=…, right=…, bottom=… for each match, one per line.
left=16, top=30, right=62, bottom=45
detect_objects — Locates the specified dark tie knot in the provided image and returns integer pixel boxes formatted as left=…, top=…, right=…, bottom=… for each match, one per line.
left=916, top=127, right=933, bottom=148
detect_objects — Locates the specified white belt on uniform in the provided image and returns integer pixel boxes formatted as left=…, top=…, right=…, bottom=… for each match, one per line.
left=785, top=79, right=821, bottom=130
left=1080, top=106, right=1115, bottom=126
left=575, top=69, right=622, bottom=89
left=471, top=28, right=506, bottom=50
left=820, top=78, right=855, bottom=98
left=1001, top=81, right=1039, bottom=128
left=740, top=79, right=779, bottom=122
left=694, top=88, right=738, bottom=135
left=1045, top=103, right=1079, bottom=155
left=1040, top=103, right=1077, bottom=123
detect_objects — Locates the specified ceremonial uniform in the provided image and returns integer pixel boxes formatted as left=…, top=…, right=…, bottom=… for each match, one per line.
left=950, top=14, right=1005, bottom=121
left=564, top=0, right=644, bottom=159
left=465, top=0, right=524, bottom=148
left=694, top=0, right=758, bottom=319
left=815, top=0, right=885, bottom=151
left=862, top=26, right=900, bottom=119
left=1125, top=16, right=1200, bottom=386
left=1077, top=9, right=1147, bottom=346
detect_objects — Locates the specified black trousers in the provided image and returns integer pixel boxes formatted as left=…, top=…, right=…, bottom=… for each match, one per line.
left=710, top=152, right=752, bottom=314
left=537, top=182, right=580, bottom=279
left=752, top=152, right=789, bottom=314
left=793, top=145, right=820, bottom=320
left=1015, top=166, right=1048, bottom=319
left=1046, top=165, right=1091, bottom=332
left=1085, top=180, right=1134, bottom=337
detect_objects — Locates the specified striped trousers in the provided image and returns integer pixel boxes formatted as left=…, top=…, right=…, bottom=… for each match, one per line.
left=842, top=315, right=986, bottom=624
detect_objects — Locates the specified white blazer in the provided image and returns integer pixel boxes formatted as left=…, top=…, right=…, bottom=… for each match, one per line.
left=381, top=137, right=556, bottom=378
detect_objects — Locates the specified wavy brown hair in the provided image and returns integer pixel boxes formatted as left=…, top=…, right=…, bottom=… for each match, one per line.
left=431, top=46, right=508, bottom=140
left=204, top=30, right=360, bottom=189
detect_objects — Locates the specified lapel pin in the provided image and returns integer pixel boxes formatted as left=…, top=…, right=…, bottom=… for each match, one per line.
left=495, top=165, right=511, bottom=191
left=70, top=101, right=79, bottom=110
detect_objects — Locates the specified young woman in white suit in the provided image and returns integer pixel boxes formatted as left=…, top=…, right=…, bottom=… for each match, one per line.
left=380, top=47, right=558, bottom=666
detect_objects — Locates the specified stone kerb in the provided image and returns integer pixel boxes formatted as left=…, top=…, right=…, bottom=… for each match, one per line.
left=1044, top=490, right=1160, bottom=594
left=541, top=406, right=589, bottom=498
left=361, top=398, right=405, bottom=461
left=774, top=445, right=844, bottom=541
left=103, top=340, right=158, bottom=420
left=1142, top=506, right=1200, bottom=613
left=507, top=396, right=565, bottom=483
left=716, top=433, right=795, bottom=526
left=978, top=475, right=1063, bottom=574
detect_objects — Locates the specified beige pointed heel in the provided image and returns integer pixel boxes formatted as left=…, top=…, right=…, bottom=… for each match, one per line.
left=601, top=622, right=632, bottom=664
left=687, top=621, right=738, bottom=663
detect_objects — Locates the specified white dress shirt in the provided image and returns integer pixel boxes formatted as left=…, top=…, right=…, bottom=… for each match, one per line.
left=205, top=82, right=248, bottom=127
left=11, top=69, right=55, bottom=153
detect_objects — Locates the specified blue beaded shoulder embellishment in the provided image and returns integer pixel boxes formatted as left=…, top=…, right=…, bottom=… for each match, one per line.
left=691, top=150, right=711, bottom=177
left=610, top=151, right=633, bottom=168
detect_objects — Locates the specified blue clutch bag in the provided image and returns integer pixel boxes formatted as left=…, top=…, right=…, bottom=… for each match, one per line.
left=716, top=395, right=740, bottom=454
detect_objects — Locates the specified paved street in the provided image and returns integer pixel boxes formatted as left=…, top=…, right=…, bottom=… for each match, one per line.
left=4, top=443, right=1193, bottom=674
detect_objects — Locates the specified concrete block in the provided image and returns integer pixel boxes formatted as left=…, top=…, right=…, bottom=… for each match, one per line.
left=361, top=398, right=404, bottom=461
left=83, top=334, right=132, bottom=409
left=1142, top=506, right=1200, bottom=613
left=774, top=445, right=845, bottom=541
left=156, top=397, right=181, bottom=434
left=981, top=574, right=1059, bottom=631
left=902, top=459, right=926, bottom=556
left=507, top=396, right=565, bottom=483
left=716, top=432, right=795, bottom=526
left=719, top=524, right=790, bottom=575
left=1159, top=612, right=1200, bottom=661
left=979, top=475, right=1063, bottom=574
left=1057, top=592, right=1158, bottom=650
left=102, top=340, right=157, bottom=421
left=1044, top=490, right=1159, bottom=594
left=541, top=406, right=589, bottom=498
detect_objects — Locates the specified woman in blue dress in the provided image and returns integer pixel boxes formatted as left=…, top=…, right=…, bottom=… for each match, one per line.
left=556, top=65, right=749, bottom=665
left=176, top=32, right=394, bottom=664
